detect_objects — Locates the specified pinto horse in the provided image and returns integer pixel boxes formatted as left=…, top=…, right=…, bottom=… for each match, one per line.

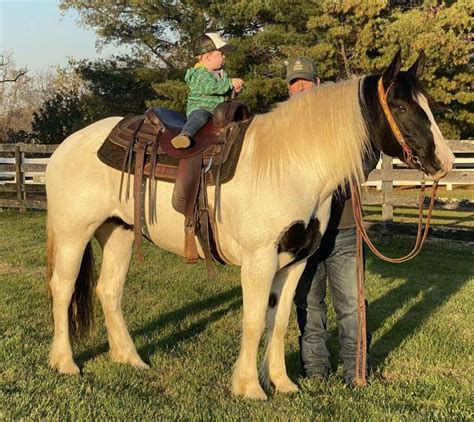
left=46, top=51, right=454, bottom=399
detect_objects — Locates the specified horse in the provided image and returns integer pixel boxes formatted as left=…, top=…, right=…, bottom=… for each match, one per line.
left=46, top=50, right=454, bottom=400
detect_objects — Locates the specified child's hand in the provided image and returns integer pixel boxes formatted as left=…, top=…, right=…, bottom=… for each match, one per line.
left=232, top=78, right=244, bottom=93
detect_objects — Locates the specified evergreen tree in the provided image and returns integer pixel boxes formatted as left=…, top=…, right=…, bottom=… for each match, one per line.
left=58, top=0, right=472, bottom=138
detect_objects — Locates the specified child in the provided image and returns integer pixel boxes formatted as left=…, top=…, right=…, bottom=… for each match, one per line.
left=171, top=33, right=244, bottom=149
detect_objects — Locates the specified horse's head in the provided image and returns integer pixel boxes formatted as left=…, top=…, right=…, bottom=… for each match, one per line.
left=377, top=50, right=454, bottom=180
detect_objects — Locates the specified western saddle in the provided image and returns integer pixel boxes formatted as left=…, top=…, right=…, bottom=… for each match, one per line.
left=97, top=100, right=252, bottom=278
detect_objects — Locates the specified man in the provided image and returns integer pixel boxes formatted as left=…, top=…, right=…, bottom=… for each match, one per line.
left=286, top=57, right=373, bottom=385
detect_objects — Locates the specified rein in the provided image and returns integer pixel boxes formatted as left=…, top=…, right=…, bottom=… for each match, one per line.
left=352, top=76, right=439, bottom=386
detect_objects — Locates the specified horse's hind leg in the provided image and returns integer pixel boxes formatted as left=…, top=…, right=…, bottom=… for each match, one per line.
left=95, top=220, right=148, bottom=368
left=262, top=260, right=307, bottom=393
left=49, top=237, right=92, bottom=374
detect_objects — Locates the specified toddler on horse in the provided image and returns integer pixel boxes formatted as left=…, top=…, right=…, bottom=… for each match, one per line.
left=171, top=33, right=244, bottom=149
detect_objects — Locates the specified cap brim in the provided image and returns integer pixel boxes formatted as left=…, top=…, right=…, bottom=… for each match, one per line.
left=218, top=44, right=237, bottom=54
left=286, top=72, right=315, bottom=83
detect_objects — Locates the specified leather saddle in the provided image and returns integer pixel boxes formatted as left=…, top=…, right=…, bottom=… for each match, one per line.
left=97, top=100, right=252, bottom=278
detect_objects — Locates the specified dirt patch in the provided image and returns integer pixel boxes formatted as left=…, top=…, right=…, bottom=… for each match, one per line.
left=0, top=260, right=22, bottom=274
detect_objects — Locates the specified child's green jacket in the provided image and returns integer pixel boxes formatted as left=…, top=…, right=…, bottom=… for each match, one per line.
left=185, top=64, right=232, bottom=116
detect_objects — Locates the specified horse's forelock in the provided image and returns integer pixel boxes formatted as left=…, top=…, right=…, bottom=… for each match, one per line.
left=397, top=72, right=429, bottom=101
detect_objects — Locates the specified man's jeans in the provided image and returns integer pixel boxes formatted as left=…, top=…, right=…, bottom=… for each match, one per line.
left=182, top=109, right=213, bottom=138
left=294, top=228, right=369, bottom=380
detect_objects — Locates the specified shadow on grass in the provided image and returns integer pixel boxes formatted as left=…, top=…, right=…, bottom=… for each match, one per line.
left=285, top=238, right=473, bottom=380
left=365, top=240, right=473, bottom=370
left=75, top=286, right=242, bottom=366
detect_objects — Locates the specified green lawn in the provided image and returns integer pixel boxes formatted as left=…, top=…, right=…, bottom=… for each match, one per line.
left=1, top=210, right=472, bottom=420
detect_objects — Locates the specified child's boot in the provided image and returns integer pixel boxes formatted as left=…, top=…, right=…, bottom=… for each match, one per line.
left=171, top=134, right=191, bottom=149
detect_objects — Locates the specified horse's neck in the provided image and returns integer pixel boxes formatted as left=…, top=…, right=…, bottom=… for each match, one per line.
left=236, top=127, right=337, bottom=209
left=245, top=79, right=369, bottom=197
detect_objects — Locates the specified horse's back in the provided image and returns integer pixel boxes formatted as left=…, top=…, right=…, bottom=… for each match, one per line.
left=49, top=117, right=122, bottom=164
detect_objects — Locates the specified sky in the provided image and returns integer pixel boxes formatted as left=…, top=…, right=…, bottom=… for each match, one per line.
left=0, top=0, right=130, bottom=74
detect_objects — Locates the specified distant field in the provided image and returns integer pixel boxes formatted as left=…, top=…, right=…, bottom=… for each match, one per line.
left=362, top=185, right=474, bottom=229
left=363, top=204, right=474, bottom=228
left=1, top=210, right=472, bottom=420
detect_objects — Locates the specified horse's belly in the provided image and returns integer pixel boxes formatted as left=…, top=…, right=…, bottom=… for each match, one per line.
left=142, top=182, right=242, bottom=265
left=143, top=182, right=187, bottom=257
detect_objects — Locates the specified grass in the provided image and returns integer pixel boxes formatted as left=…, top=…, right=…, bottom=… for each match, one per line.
left=0, top=209, right=473, bottom=420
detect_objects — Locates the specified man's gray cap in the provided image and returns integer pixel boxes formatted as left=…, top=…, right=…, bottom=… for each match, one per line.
left=286, top=57, right=317, bottom=83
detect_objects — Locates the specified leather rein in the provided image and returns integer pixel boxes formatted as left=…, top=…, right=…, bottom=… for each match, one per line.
left=352, top=76, right=439, bottom=385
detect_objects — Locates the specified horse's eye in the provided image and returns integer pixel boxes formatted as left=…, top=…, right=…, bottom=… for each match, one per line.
left=397, top=105, right=407, bottom=112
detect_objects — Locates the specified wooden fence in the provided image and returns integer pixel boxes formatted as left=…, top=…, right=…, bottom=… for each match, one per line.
left=1, top=141, right=473, bottom=220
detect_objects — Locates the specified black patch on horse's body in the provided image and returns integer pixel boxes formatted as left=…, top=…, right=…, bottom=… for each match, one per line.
left=106, top=216, right=133, bottom=231
left=277, top=218, right=321, bottom=267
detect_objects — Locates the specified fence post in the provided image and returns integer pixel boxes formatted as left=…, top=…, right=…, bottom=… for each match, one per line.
left=381, top=153, right=393, bottom=243
left=15, top=144, right=26, bottom=212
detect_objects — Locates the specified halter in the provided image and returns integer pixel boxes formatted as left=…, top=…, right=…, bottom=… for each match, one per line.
left=377, top=77, right=425, bottom=172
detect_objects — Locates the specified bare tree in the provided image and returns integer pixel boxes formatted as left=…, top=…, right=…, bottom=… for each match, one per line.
left=0, top=51, right=27, bottom=84
left=0, top=51, right=31, bottom=142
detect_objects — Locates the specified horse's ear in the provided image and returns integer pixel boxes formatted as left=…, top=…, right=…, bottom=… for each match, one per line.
left=407, top=50, right=425, bottom=77
left=382, top=49, right=402, bottom=86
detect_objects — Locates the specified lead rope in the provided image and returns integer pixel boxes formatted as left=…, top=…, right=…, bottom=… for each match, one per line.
left=351, top=179, right=438, bottom=385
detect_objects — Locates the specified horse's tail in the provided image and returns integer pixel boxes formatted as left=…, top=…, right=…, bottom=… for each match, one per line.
left=47, top=213, right=95, bottom=338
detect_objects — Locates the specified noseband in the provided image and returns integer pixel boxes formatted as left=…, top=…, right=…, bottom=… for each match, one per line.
left=377, top=77, right=425, bottom=172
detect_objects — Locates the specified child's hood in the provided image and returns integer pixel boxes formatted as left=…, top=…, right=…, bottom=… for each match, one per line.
left=185, top=64, right=207, bottom=83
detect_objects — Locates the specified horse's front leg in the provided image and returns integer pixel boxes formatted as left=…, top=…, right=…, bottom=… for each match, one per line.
left=263, top=195, right=332, bottom=393
left=262, top=260, right=306, bottom=393
left=232, top=249, right=278, bottom=400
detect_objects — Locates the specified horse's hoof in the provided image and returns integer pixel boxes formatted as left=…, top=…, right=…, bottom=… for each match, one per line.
left=232, top=380, right=267, bottom=400
left=244, top=385, right=268, bottom=400
left=274, top=378, right=299, bottom=394
left=130, top=357, right=150, bottom=369
left=51, top=359, right=80, bottom=375
left=110, top=349, right=148, bottom=369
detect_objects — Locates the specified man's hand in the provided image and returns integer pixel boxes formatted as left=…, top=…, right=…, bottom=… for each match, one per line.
left=231, top=78, right=244, bottom=93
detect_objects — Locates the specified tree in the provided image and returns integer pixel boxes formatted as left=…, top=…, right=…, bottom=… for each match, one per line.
left=31, top=89, right=91, bottom=144
left=73, top=56, right=159, bottom=118
left=58, top=1, right=473, bottom=138
left=0, top=51, right=30, bottom=142
left=381, top=0, right=473, bottom=138
left=0, top=51, right=27, bottom=84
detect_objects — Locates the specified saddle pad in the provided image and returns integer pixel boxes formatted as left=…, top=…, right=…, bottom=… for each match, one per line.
left=97, top=118, right=253, bottom=186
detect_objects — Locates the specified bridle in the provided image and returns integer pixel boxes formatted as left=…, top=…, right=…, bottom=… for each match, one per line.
left=377, top=77, right=427, bottom=172
left=354, top=76, right=439, bottom=263
left=352, top=76, right=439, bottom=386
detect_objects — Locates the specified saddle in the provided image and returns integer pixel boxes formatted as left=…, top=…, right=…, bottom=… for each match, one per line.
left=97, top=100, right=252, bottom=278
